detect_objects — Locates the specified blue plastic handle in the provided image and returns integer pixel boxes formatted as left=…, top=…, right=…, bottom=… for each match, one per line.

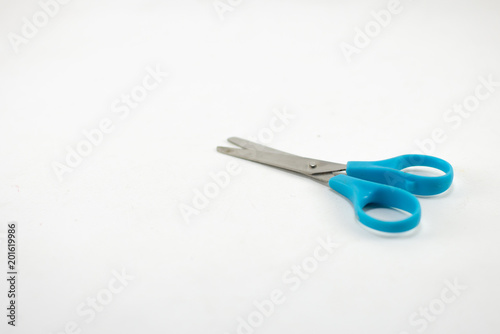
left=329, top=175, right=421, bottom=233
left=346, top=155, right=453, bottom=196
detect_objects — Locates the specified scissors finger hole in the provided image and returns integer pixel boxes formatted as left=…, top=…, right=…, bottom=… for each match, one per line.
left=402, top=166, right=445, bottom=177
left=362, top=203, right=412, bottom=222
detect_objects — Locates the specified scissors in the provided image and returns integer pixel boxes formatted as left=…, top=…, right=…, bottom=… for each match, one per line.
left=217, top=137, right=453, bottom=233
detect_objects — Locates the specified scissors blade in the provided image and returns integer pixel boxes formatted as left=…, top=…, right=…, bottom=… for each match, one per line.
left=217, top=139, right=346, bottom=184
left=227, top=137, right=293, bottom=155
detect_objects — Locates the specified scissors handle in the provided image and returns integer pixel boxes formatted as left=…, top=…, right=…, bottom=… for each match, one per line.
left=346, top=154, right=453, bottom=196
left=329, top=175, right=421, bottom=233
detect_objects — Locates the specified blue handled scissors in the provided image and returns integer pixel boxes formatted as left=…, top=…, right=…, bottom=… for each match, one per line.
left=217, top=137, right=453, bottom=233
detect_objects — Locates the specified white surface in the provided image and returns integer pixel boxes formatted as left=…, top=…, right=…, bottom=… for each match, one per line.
left=1, top=1, right=500, bottom=333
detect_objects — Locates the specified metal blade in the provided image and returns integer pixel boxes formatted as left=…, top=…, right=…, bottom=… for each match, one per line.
left=227, top=137, right=293, bottom=155
left=217, top=143, right=346, bottom=184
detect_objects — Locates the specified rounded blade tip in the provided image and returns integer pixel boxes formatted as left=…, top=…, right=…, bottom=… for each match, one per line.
left=217, top=146, right=230, bottom=154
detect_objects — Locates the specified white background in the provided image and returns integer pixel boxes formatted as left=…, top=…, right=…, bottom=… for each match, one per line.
left=1, top=0, right=500, bottom=333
